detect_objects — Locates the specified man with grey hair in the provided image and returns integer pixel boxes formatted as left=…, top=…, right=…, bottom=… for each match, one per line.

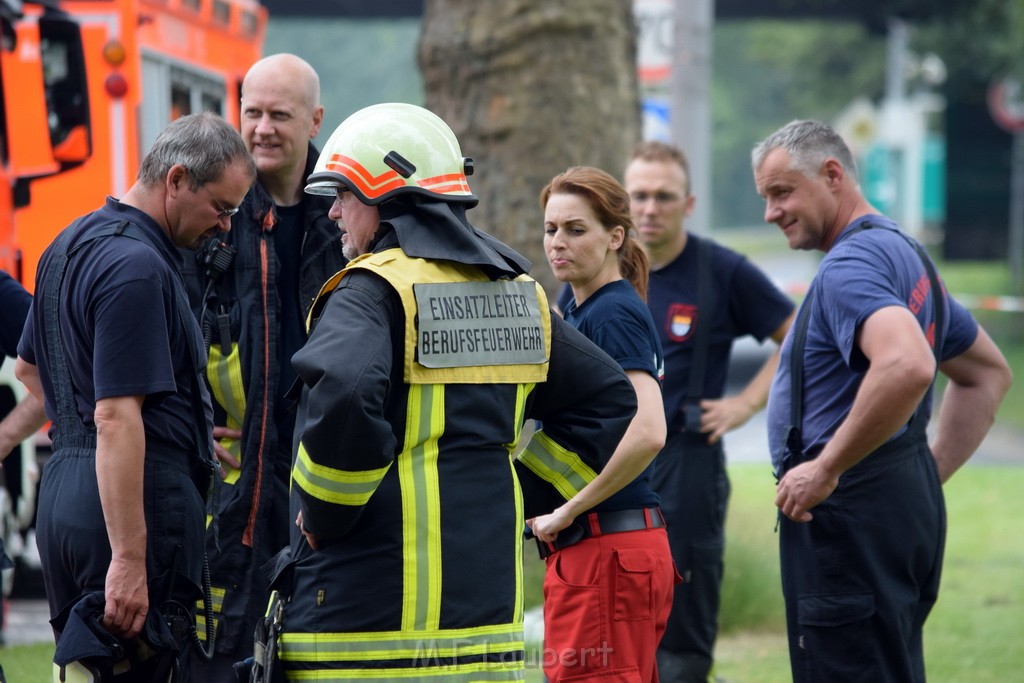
left=753, top=119, right=1011, bottom=681
left=180, top=53, right=346, bottom=679
left=16, top=111, right=254, bottom=680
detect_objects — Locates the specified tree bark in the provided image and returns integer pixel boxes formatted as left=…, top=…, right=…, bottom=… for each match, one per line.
left=418, top=0, right=640, bottom=293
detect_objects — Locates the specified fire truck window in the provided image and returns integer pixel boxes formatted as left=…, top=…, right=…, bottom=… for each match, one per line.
left=212, top=0, right=230, bottom=25
left=241, top=11, right=258, bottom=36
left=182, top=0, right=200, bottom=12
left=201, top=93, right=223, bottom=115
left=171, top=84, right=192, bottom=120
left=40, top=19, right=89, bottom=151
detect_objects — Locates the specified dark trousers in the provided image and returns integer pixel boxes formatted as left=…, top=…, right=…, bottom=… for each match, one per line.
left=37, top=445, right=205, bottom=681
left=779, top=440, right=945, bottom=683
left=650, top=431, right=729, bottom=683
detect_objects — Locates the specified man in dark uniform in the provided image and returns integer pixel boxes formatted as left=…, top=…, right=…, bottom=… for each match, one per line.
left=753, top=119, right=1012, bottom=682
left=264, top=103, right=638, bottom=682
left=180, top=53, right=346, bottom=679
left=16, top=112, right=254, bottom=681
left=625, top=141, right=795, bottom=682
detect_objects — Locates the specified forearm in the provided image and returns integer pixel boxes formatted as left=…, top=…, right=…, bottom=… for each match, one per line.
left=735, top=347, right=779, bottom=414
left=930, top=382, right=1001, bottom=482
left=554, top=424, right=661, bottom=520
left=0, top=393, right=46, bottom=460
left=931, top=328, right=1012, bottom=482
left=817, top=362, right=931, bottom=479
left=15, top=356, right=44, bottom=403
left=95, top=398, right=147, bottom=561
left=550, top=372, right=664, bottom=520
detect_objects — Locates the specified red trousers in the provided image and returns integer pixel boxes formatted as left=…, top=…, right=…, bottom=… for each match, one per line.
left=542, top=527, right=678, bottom=682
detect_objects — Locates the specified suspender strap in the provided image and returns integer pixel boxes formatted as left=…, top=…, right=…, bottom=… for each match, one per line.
left=784, top=286, right=815, bottom=457
left=683, top=236, right=713, bottom=432
left=42, top=218, right=91, bottom=449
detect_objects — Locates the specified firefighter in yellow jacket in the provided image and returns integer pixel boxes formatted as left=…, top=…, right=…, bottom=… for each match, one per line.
left=264, top=103, right=638, bottom=681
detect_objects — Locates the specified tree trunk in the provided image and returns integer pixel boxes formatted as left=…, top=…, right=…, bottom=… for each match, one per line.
left=418, top=0, right=640, bottom=293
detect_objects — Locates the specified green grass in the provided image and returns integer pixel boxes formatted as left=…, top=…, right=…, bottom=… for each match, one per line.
left=0, top=641, right=53, bottom=682
left=714, top=463, right=1024, bottom=682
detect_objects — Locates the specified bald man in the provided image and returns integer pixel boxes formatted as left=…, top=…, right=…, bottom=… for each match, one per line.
left=181, top=54, right=347, bottom=678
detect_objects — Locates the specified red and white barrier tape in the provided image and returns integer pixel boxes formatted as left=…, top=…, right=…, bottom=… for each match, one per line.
left=781, top=282, right=1024, bottom=313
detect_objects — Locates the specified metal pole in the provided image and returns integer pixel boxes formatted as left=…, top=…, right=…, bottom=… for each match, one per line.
left=670, top=0, right=713, bottom=232
left=885, top=17, right=908, bottom=102
left=1010, top=132, right=1024, bottom=293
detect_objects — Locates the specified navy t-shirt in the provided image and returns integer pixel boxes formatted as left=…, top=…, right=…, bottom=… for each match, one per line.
left=19, top=197, right=211, bottom=450
left=0, top=270, right=31, bottom=358
left=767, top=215, right=978, bottom=469
left=568, top=235, right=796, bottom=432
left=650, top=235, right=794, bottom=431
left=563, top=279, right=663, bottom=511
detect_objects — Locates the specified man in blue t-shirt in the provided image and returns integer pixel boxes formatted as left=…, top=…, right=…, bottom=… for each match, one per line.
left=753, top=120, right=1011, bottom=682
left=17, top=112, right=255, bottom=681
left=625, top=141, right=796, bottom=682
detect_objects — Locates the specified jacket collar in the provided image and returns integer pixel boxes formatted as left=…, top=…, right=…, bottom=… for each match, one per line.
left=376, top=198, right=531, bottom=280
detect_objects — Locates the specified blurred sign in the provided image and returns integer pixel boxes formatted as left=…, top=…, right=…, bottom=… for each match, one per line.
left=642, top=97, right=671, bottom=141
left=634, top=0, right=673, bottom=87
left=988, top=77, right=1024, bottom=133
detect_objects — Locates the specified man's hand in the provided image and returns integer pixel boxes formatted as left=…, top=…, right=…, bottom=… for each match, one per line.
left=526, top=506, right=575, bottom=544
left=775, top=459, right=839, bottom=523
left=103, top=555, right=149, bottom=639
left=212, top=425, right=242, bottom=476
left=699, top=395, right=757, bottom=444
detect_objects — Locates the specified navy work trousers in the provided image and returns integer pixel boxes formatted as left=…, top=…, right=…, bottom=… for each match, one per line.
left=650, top=430, right=729, bottom=682
left=779, top=438, right=945, bottom=683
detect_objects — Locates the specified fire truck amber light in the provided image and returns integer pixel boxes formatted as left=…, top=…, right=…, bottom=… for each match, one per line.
left=102, top=40, right=127, bottom=65
left=105, top=73, right=128, bottom=98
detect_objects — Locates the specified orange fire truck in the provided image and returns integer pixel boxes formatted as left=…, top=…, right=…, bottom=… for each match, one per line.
left=3, top=0, right=267, bottom=289
left=0, top=0, right=265, bottom=598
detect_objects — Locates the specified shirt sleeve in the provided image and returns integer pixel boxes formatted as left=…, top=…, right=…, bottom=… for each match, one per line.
left=0, top=271, right=32, bottom=358
left=727, top=255, right=795, bottom=342
left=816, top=247, right=905, bottom=369
left=586, top=308, right=658, bottom=378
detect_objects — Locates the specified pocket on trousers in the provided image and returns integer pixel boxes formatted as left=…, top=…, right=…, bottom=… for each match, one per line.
left=612, top=547, right=653, bottom=621
left=797, top=593, right=881, bottom=680
left=797, top=592, right=874, bottom=627
left=544, top=552, right=602, bottom=655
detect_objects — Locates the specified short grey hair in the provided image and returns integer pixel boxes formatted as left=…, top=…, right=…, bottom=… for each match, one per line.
left=138, top=111, right=256, bottom=189
left=751, top=119, right=858, bottom=183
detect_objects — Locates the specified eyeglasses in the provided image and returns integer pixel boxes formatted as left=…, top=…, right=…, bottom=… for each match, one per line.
left=629, top=191, right=684, bottom=206
left=201, top=183, right=240, bottom=219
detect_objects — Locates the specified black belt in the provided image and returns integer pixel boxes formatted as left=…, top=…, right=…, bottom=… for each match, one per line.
left=535, top=507, right=666, bottom=559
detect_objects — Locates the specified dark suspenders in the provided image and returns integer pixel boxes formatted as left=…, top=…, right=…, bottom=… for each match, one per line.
left=780, top=223, right=945, bottom=478
left=683, top=236, right=713, bottom=432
